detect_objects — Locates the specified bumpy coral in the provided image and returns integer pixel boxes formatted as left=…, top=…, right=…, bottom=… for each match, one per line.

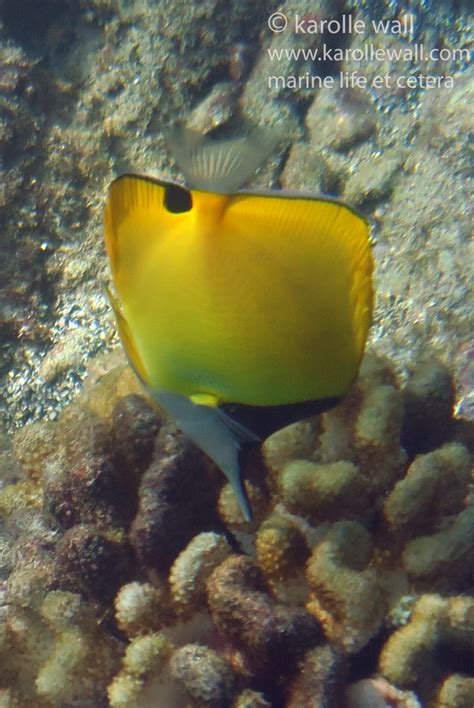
left=353, top=383, right=407, bottom=495
left=402, top=507, right=474, bottom=588
left=169, top=532, right=232, bottom=616
left=379, top=594, right=474, bottom=701
left=108, top=632, right=172, bottom=707
left=255, top=512, right=309, bottom=585
left=111, top=393, right=162, bottom=478
left=218, top=478, right=268, bottom=531
left=316, top=356, right=408, bottom=498
left=170, top=643, right=236, bottom=707
left=263, top=419, right=319, bottom=475
left=435, top=674, right=474, bottom=708
left=114, top=581, right=173, bottom=638
left=55, top=523, right=134, bottom=602
left=207, top=555, right=322, bottom=682
left=0, top=348, right=474, bottom=708
left=2, top=351, right=472, bottom=704
left=306, top=521, right=386, bottom=653
left=383, top=442, right=471, bottom=536
left=4, top=590, right=121, bottom=705
left=130, top=425, right=220, bottom=573
left=233, top=689, right=272, bottom=707
left=278, top=460, right=367, bottom=521
left=286, top=645, right=347, bottom=707
left=11, top=419, right=57, bottom=482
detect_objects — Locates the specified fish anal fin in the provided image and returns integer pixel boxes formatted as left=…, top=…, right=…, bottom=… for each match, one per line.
left=151, top=390, right=258, bottom=521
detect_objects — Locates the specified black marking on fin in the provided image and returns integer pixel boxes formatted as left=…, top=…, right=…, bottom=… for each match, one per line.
left=220, top=397, right=343, bottom=441
left=163, top=183, right=192, bottom=213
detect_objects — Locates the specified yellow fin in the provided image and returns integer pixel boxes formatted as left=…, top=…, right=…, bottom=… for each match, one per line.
left=106, top=288, right=149, bottom=384
left=213, top=190, right=374, bottom=400
left=104, top=174, right=191, bottom=293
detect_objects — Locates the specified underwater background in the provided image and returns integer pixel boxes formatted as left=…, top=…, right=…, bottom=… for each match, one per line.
left=0, top=0, right=473, bottom=705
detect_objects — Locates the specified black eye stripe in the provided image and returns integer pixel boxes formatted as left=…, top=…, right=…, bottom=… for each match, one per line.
left=163, top=183, right=192, bottom=213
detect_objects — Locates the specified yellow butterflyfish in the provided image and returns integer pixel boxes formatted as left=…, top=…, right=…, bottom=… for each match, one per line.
left=104, top=127, right=373, bottom=521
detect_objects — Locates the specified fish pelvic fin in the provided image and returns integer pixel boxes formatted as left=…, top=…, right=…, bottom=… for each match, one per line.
left=165, top=125, right=281, bottom=195
left=151, top=390, right=259, bottom=522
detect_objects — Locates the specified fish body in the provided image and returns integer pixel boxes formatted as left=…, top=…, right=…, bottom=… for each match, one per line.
left=104, top=129, right=373, bottom=520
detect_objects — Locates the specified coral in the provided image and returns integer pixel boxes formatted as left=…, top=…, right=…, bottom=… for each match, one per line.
left=286, top=645, right=347, bottom=707
left=278, top=460, right=367, bottom=522
left=170, top=643, right=236, bottom=707
left=2, top=346, right=472, bottom=704
left=379, top=595, right=474, bottom=700
left=6, top=349, right=473, bottom=703
left=4, top=590, right=121, bottom=705
left=263, top=420, right=319, bottom=477
left=435, top=674, right=474, bottom=708
left=315, top=355, right=407, bottom=499
left=114, top=581, right=173, bottom=639
left=54, top=523, right=134, bottom=602
left=402, top=507, right=474, bottom=588
left=306, top=521, right=386, bottom=653
left=169, top=532, right=232, bottom=617
left=130, top=424, right=220, bottom=573
left=5, top=532, right=58, bottom=609
left=81, top=359, right=142, bottom=421
left=111, top=393, right=162, bottom=477
left=353, top=384, right=407, bottom=495
left=255, top=512, right=309, bottom=584
left=207, top=555, right=322, bottom=682
left=108, top=632, right=172, bottom=708
left=383, top=442, right=471, bottom=536
left=218, top=479, right=268, bottom=531
left=233, top=689, right=272, bottom=707
left=41, top=407, right=125, bottom=530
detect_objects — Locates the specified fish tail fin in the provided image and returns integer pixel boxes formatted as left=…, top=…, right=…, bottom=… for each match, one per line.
left=165, top=125, right=281, bottom=194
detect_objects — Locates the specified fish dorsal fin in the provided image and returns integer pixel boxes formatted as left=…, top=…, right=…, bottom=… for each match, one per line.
left=165, top=127, right=280, bottom=194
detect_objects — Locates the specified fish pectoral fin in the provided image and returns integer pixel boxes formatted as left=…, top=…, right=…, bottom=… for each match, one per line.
left=165, top=125, right=282, bottom=195
left=151, top=390, right=259, bottom=522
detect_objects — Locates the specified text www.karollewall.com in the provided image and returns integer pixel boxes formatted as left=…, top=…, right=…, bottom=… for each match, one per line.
left=267, top=44, right=470, bottom=64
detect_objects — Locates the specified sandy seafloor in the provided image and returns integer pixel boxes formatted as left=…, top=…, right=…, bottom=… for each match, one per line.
left=0, top=0, right=473, bottom=706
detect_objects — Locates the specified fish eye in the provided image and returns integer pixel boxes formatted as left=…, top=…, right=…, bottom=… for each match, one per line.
left=163, top=183, right=193, bottom=213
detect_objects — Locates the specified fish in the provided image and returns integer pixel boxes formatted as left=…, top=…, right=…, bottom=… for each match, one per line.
left=103, top=126, right=373, bottom=522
